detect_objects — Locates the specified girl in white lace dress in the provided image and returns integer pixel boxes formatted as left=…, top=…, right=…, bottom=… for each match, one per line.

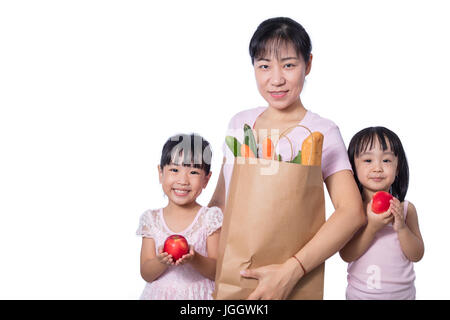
left=136, top=133, right=223, bottom=300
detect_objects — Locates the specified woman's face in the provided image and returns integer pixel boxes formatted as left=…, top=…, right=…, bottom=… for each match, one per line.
left=253, top=42, right=312, bottom=111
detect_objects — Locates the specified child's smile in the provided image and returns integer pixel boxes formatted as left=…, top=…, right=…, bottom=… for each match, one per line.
left=172, top=187, right=191, bottom=197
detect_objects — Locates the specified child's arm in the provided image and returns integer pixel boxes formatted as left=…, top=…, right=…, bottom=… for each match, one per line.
left=393, top=201, right=424, bottom=262
left=176, top=229, right=221, bottom=281
left=192, top=229, right=221, bottom=280
left=140, top=237, right=172, bottom=282
left=339, top=201, right=394, bottom=262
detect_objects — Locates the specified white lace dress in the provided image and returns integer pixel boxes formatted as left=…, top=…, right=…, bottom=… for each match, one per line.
left=136, top=206, right=223, bottom=300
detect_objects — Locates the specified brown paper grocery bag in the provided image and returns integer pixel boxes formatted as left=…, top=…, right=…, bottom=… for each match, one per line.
left=213, top=156, right=325, bottom=300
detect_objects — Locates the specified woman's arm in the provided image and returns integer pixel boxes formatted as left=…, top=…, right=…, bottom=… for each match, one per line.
left=207, top=158, right=226, bottom=212
left=293, top=170, right=366, bottom=274
left=242, top=170, right=366, bottom=299
left=140, top=238, right=170, bottom=282
left=396, top=202, right=424, bottom=262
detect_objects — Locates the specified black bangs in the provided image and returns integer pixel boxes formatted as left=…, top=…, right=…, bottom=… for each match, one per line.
left=169, top=143, right=205, bottom=169
left=160, top=133, right=212, bottom=175
left=355, top=129, right=397, bottom=157
left=252, top=35, right=299, bottom=62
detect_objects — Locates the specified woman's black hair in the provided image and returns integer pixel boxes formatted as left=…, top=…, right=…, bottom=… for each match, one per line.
left=347, top=127, right=409, bottom=201
left=249, top=17, right=312, bottom=65
left=160, top=133, right=212, bottom=175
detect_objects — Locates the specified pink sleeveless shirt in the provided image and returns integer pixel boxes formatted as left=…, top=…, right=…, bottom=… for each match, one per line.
left=346, top=201, right=416, bottom=299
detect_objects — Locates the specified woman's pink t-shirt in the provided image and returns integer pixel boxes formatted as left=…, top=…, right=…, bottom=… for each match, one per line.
left=221, top=106, right=352, bottom=198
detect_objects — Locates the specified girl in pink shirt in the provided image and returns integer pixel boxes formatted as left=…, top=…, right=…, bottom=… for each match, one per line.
left=137, top=133, right=223, bottom=299
left=340, top=127, right=424, bottom=299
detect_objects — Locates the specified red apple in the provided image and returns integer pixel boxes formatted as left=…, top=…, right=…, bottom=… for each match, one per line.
left=163, top=234, right=189, bottom=261
left=371, top=191, right=393, bottom=214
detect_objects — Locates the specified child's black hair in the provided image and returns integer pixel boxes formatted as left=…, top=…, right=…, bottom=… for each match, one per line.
left=160, top=133, right=212, bottom=175
left=347, top=126, right=409, bottom=201
left=249, top=17, right=312, bottom=65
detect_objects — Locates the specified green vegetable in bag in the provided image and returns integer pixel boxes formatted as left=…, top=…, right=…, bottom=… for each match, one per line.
left=225, top=136, right=241, bottom=157
left=289, top=150, right=302, bottom=164
left=243, top=124, right=258, bottom=158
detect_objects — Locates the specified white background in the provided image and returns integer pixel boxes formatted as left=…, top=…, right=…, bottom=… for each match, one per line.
left=1, top=0, right=449, bottom=299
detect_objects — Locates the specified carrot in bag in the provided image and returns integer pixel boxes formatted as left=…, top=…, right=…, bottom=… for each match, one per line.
left=262, top=137, right=274, bottom=160
left=240, top=144, right=256, bottom=158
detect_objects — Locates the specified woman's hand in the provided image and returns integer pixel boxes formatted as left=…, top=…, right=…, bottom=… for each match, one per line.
left=156, top=246, right=174, bottom=266
left=389, top=198, right=405, bottom=232
left=240, top=258, right=304, bottom=300
left=367, top=200, right=394, bottom=233
left=175, top=245, right=195, bottom=266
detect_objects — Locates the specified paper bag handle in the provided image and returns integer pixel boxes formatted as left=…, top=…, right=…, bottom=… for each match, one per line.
left=270, top=125, right=314, bottom=165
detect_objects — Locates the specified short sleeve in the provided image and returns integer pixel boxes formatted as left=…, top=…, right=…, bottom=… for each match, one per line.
left=222, top=115, right=240, bottom=199
left=204, top=206, right=223, bottom=237
left=321, top=125, right=352, bottom=180
left=222, top=115, right=238, bottom=162
left=136, top=210, right=154, bottom=239
left=403, top=200, right=409, bottom=219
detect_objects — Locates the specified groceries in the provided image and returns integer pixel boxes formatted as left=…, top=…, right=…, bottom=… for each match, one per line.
left=225, top=123, right=323, bottom=166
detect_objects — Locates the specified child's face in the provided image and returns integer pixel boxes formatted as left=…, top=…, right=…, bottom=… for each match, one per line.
left=253, top=41, right=312, bottom=111
left=354, top=137, right=398, bottom=194
left=158, top=157, right=211, bottom=207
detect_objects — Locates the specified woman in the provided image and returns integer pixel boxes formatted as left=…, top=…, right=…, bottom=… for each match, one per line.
left=209, top=17, right=365, bottom=299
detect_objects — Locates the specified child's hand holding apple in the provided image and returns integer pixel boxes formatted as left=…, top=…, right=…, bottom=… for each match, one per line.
left=367, top=191, right=404, bottom=233
left=174, top=245, right=195, bottom=266
left=160, top=234, right=191, bottom=266
left=366, top=200, right=394, bottom=233
left=157, top=246, right=174, bottom=266
left=388, top=197, right=405, bottom=232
